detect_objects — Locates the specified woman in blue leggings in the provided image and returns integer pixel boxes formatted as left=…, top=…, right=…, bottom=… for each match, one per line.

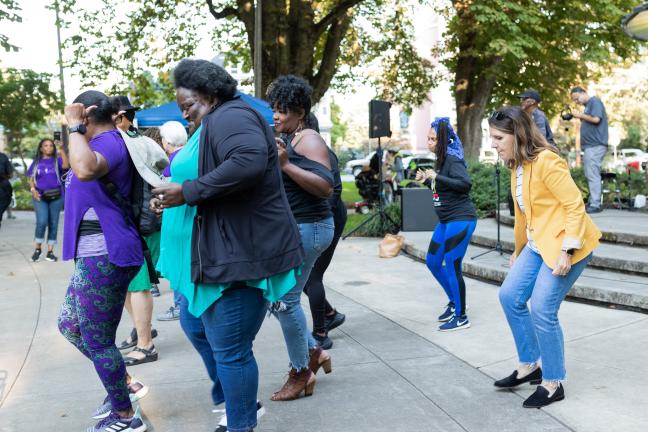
left=417, top=118, right=477, bottom=331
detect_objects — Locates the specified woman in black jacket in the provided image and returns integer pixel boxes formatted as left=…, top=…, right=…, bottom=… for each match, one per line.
left=153, top=59, right=303, bottom=432
left=416, top=117, right=477, bottom=332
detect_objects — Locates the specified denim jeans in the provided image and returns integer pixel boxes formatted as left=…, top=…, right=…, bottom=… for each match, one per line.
left=583, top=145, right=607, bottom=208
left=33, top=196, right=64, bottom=245
left=177, top=293, right=225, bottom=406
left=499, top=246, right=592, bottom=381
left=201, top=285, right=268, bottom=432
left=273, top=217, right=334, bottom=370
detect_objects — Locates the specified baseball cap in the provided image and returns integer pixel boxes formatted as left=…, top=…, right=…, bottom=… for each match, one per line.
left=517, top=89, right=541, bottom=103
left=113, top=95, right=140, bottom=112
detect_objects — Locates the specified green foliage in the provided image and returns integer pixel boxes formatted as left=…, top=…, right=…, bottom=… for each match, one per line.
left=12, top=178, right=33, bottom=210
left=124, top=71, right=176, bottom=110
left=0, top=0, right=21, bottom=52
left=467, top=161, right=511, bottom=218
left=330, top=100, right=347, bottom=148
left=344, top=203, right=401, bottom=237
left=0, top=68, right=60, bottom=158
left=618, top=123, right=645, bottom=150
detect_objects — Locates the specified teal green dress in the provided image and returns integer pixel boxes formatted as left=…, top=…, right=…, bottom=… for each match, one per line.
left=156, top=125, right=299, bottom=317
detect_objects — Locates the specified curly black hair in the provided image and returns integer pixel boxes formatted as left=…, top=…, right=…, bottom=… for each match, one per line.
left=266, top=75, right=312, bottom=117
left=72, top=90, right=119, bottom=124
left=173, top=59, right=237, bottom=101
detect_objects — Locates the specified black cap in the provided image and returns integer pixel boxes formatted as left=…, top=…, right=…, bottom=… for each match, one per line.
left=113, top=95, right=140, bottom=112
left=517, top=89, right=541, bottom=103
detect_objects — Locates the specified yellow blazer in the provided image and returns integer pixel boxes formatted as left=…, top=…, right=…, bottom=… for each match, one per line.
left=511, top=150, right=601, bottom=268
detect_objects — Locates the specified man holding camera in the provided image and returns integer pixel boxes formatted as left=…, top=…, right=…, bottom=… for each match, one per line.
left=518, top=89, right=556, bottom=147
left=570, top=86, right=608, bottom=214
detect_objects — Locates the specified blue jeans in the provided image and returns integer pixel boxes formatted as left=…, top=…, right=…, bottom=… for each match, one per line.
left=499, top=246, right=592, bottom=381
left=426, top=220, right=477, bottom=317
left=201, top=285, right=268, bottom=432
left=273, top=217, right=334, bottom=370
left=177, top=294, right=225, bottom=406
left=33, top=196, right=63, bottom=245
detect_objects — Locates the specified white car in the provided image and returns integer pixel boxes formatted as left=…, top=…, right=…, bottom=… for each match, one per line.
left=345, top=152, right=375, bottom=177
left=10, top=158, right=33, bottom=175
left=620, top=148, right=647, bottom=165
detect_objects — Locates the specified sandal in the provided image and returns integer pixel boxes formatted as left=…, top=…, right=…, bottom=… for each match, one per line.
left=118, top=327, right=158, bottom=350
left=123, top=345, right=159, bottom=366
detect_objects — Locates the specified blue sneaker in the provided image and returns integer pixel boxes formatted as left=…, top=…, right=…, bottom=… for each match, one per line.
left=438, top=315, right=470, bottom=332
left=86, top=411, right=147, bottom=432
left=437, top=303, right=455, bottom=322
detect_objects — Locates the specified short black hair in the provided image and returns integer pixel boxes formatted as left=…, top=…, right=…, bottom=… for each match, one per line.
left=73, top=90, right=118, bottom=124
left=173, top=59, right=237, bottom=101
left=266, top=75, right=312, bottom=117
left=570, top=86, right=586, bottom=94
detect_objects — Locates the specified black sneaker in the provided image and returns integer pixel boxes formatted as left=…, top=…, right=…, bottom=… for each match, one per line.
left=324, top=310, right=346, bottom=332
left=45, top=251, right=58, bottom=262
left=150, top=284, right=160, bottom=297
left=31, top=249, right=42, bottom=262
left=312, top=332, right=333, bottom=349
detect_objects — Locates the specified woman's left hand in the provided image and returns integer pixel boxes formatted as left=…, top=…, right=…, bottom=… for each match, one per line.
left=152, top=183, right=185, bottom=208
left=276, top=140, right=289, bottom=167
left=552, top=251, right=572, bottom=277
left=425, top=169, right=437, bottom=181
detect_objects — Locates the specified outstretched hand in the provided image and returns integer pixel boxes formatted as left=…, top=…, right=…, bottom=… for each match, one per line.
left=152, top=183, right=185, bottom=209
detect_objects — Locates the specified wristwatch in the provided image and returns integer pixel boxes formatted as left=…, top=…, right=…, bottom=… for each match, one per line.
left=68, top=124, right=87, bottom=135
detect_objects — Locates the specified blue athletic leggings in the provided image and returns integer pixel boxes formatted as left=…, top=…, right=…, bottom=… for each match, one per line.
left=425, top=220, right=477, bottom=317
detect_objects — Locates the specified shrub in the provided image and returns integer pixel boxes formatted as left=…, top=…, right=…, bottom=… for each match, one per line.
left=467, top=161, right=511, bottom=218
left=12, top=177, right=34, bottom=210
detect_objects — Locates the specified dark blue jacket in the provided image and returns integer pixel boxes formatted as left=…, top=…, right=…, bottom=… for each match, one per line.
left=182, top=97, right=304, bottom=284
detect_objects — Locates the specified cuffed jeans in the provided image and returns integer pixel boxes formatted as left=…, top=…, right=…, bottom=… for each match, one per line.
left=583, top=145, right=607, bottom=209
left=201, top=285, right=268, bottom=432
left=273, top=217, right=334, bottom=370
left=33, top=196, right=63, bottom=245
left=177, top=293, right=225, bottom=406
left=499, top=246, right=592, bottom=381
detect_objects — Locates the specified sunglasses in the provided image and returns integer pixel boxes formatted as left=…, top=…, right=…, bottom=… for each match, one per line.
left=490, top=110, right=507, bottom=121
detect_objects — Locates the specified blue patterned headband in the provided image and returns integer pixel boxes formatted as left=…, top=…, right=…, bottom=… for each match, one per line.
left=431, top=117, right=465, bottom=162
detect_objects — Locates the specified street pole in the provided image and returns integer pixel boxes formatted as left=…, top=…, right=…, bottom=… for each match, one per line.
left=254, top=0, right=262, bottom=98
left=54, top=1, right=66, bottom=105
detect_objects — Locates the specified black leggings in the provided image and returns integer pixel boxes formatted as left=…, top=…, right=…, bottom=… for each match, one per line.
left=303, top=198, right=347, bottom=334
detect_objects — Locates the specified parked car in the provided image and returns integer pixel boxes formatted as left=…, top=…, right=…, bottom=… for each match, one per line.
left=402, top=153, right=436, bottom=180
left=9, top=158, right=33, bottom=176
left=619, top=148, right=647, bottom=171
left=345, top=152, right=374, bottom=176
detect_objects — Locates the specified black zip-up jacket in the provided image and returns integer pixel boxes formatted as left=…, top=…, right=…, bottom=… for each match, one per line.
left=182, top=97, right=304, bottom=284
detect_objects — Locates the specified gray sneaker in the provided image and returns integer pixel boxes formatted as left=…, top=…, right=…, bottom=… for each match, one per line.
left=157, top=306, right=180, bottom=321
left=92, top=377, right=149, bottom=420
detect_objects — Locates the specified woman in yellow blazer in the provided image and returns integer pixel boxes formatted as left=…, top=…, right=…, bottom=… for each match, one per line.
left=488, top=106, right=601, bottom=408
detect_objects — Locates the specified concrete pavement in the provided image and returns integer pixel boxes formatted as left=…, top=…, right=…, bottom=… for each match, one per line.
left=1, top=211, right=647, bottom=431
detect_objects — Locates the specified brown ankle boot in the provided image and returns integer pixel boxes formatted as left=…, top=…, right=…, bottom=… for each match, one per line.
left=308, top=346, right=332, bottom=375
left=271, top=368, right=316, bottom=401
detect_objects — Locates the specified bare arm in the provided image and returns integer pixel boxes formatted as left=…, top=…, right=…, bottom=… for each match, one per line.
left=280, top=134, right=333, bottom=198
left=64, top=104, right=109, bottom=181
left=574, top=112, right=601, bottom=125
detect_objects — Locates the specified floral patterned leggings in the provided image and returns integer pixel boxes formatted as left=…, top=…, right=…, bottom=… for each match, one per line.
left=58, top=255, right=139, bottom=412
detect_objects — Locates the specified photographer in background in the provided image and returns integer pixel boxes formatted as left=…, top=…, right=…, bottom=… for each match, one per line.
left=570, top=86, right=608, bottom=214
left=518, top=89, right=555, bottom=147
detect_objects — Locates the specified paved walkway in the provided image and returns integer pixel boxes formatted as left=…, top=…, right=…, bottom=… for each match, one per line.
left=1, top=211, right=647, bottom=431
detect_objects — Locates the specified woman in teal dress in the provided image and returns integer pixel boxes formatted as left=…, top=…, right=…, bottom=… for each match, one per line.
left=154, top=59, right=303, bottom=432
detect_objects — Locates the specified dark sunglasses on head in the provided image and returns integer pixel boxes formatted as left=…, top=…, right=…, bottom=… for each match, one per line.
left=490, top=110, right=507, bottom=121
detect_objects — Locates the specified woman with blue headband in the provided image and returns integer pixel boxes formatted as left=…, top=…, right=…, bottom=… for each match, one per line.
left=416, top=117, right=477, bottom=331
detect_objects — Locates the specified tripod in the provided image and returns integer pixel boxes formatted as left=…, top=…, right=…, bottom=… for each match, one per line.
left=471, top=159, right=507, bottom=259
left=343, top=137, right=399, bottom=239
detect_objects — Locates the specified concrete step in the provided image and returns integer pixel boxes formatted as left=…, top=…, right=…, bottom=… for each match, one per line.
left=497, top=209, right=648, bottom=247
left=401, top=231, right=648, bottom=312
left=473, top=218, right=648, bottom=277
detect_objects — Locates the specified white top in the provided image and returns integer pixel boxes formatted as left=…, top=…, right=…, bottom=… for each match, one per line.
left=516, top=165, right=539, bottom=253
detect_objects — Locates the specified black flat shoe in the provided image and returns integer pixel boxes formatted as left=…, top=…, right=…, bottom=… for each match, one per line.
left=494, top=367, right=542, bottom=388
left=523, top=383, right=565, bottom=408
left=325, top=310, right=346, bottom=332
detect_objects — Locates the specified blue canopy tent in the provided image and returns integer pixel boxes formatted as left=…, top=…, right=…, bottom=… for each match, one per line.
left=135, top=92, right=274, bottom=128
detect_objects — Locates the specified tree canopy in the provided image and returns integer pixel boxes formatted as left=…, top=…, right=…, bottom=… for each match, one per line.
left=0, top=68, right=60, bottom=158
left=57, top=0, right=435, bottom=110
left=0, top=0, right=21, bottom=52
left=437, top=0, right=641, bottom=157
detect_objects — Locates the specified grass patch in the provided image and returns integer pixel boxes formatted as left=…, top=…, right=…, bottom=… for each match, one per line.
left=341, top=181, right=361, bottom=206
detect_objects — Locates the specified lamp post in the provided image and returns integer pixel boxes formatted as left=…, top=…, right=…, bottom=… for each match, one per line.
left=622, top=3, right=648, bottom=41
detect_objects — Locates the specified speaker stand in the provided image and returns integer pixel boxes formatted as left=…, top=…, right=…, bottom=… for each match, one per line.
left=343, top=137, right=398, bottom=239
